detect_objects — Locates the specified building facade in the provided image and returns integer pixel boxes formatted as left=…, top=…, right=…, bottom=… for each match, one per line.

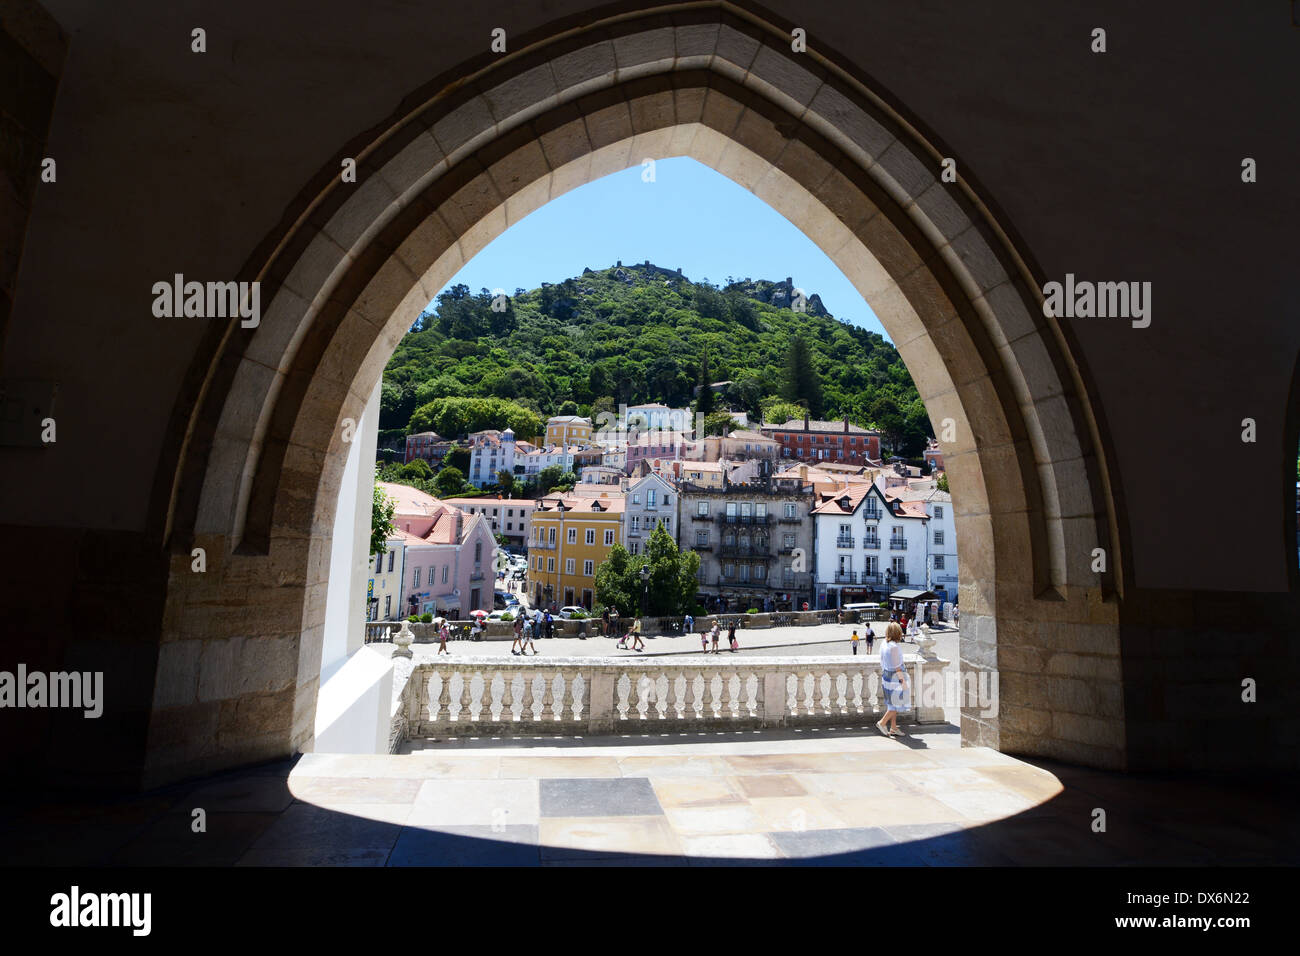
left=467, top=428, right=518, bottom=487
left=527, top=492, right=625, bottom=610
left=379, top=482, right=497, bottom=618
left=761, top=416, right=881, bottom=464
left=439, top=496, right=536, bottom=548
left=544, top=415, right=592, bottom=446
left=404, top=431, right=453, bottom=465
left=623, top=472, right=679, bottom=557
left=679, top=474, right=817, bottom=613
left=811, top=483, right=929, bottom=609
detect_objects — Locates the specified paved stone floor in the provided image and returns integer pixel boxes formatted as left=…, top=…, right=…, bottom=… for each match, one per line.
left=3, top=724, right=1295, bottom=866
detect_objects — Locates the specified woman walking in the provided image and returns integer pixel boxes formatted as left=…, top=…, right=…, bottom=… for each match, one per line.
left=521, top=616, right=538, bottom=655
left=511, top=614, right=524, bottom=655
left=875, top=622, right=910, bottom=736
left=727, top=618, right=738, bottom=652
left=629, top=617, right=645, bottom=652
left=710, top=621, right=721, bottom=654
left=437, top=620, right=451, bottom=655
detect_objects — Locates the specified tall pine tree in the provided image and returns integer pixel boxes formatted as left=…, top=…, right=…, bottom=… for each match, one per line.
left=694, top=350, right=715, bottom=417
left=782, top=334, right=824, bottom=418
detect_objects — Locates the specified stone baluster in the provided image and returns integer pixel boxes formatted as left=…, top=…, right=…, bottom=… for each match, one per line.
left=850, top=671, right=863, bottom=714
left=539, top=671, right=556, bottom=723
left=739, top=671, right=754, bottom=717
left=709, top=671, right=725, bottom=719
left=520, top=671, right=536, bottom=724
left=456, top=670, right=472, bottom=722
left=688, top=669, right=704, bottom=719
left=785, top=671, right=798, bottom=717
left=654, top=673, right=669, bottom=720
left=501, top=669, right=515, bottom=722
left=436, top=671, right=452, bottom=726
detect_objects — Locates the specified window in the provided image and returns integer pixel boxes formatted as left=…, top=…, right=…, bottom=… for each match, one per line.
left=739, top=564, right=750, bottom=582
left=604, top=529, right=615, bottom=546
left=891, top=557, right=905, bottom=574
left=698, top=501, right=709, bottom=516
left=665, top=494, right=671, bottom=505
left=647, top=489, right=656, bottom=508
left=374, top=554, right=382, bottom=573
left=568, top=528, right=577, bottom=544
left=565, top=558, right=575, bottom=574
left=696, top=531, right=709, bottom=547
left=839, top=523, right=851, bottom=537
left=935, top=505, right=944, bottom=519
left=784, top=503, right=797, bottom=518
left=935, top=530, right=945, bottom=546
left=585, top=529, right=595, bottom=545
left=724, top=533, right=736, bottom=547
left=387, top=551, right=394, bottom=572
left=384, top=595, right=391, bottom=618
left=934, top=555, right=946, bottom=570
left=547, top=558, right=555, bottom=572
left=629, top=542, right=639, bottom=555
left=632, top=493, right=641, bottom=504
left=548, top=527, right=556, bottom=544
left=756, top=503, right=766, bottom=518
left=755, top=565, right=767, bottom=580
left=784, top=533, right=795, bottom=549
left=741, top=501, right=752, bottom=517
left=442, top=565, right=449, bottom=584
left=726, top=502, right=737, bottom=517
left=722, top=562, right=735, bottom=578
left=865, top=555, right=877, bottom=575
left=583, top=560, right=594, bottom=576
left=630, top=515, right=641, bottom=532
left=474, top=542, right=482, bottom=563
left=413, top=567, right=421, bottom=588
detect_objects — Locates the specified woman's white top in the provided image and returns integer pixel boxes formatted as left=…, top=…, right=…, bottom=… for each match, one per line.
left=880, top=641, right=904, bottom=671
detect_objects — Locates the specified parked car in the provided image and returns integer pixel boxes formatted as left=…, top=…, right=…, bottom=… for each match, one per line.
left=493, top=590, right=519, bottom=610
left=487, top=609, right=516, bottom=621
left=557, top=606, right=587, bottom=619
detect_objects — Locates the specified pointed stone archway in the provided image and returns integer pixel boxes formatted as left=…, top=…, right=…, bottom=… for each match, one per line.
left=146, top=4, right=1123, bottom=787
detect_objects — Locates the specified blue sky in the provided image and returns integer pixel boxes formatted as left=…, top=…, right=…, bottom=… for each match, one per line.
left=432, top=157, right=887, bottom=339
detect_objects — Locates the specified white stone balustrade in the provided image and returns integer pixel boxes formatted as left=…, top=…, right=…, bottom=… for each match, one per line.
left=397, top=655, right=948, bottom=742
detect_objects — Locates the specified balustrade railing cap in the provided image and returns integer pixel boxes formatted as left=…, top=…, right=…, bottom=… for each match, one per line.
left=409, top=654, right=941, bottom=667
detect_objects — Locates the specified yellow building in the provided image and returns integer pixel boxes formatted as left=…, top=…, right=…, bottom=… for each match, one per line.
left=544, top=415, right=592, bottom=446
left=528, top=491, right=625, bottom=610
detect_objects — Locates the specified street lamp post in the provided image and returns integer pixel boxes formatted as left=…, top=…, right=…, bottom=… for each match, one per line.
left=639, top=564, right=650, bottom=621
left=884, top=568, right=894, bottom=613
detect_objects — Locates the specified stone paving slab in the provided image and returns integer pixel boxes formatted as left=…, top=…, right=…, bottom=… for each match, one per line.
left=4, top=728, right=1297, bottom=866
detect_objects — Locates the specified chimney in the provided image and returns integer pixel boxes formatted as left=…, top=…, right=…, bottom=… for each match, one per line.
left=803, top=411, right=810, bottom=431
left=454, top=510, right=464, bottom=540
left=616, top=260, right=622, bottom=267
left=785, top=276, right=792, bottom=286
left=844, top=417, right=849, bottom=433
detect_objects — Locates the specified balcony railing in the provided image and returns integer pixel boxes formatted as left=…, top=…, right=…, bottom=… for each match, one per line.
left=721, top=513, right=772, bottom=525
left=777, top=515, right=802, bottom=524
left=395, top=654, right=948, bottom=743
left=718, top=544, right=772, bottom=557
left=836, top=536, right=854, bottom=548
left=690, top=513, right=714, bottom=522
left=890, top=539, right=907, bottom=550
left=863, top=510, right=883, bottom=521
left=834, top=571, right=857, bottom=583
left=862, top=538, right=880, bottom=550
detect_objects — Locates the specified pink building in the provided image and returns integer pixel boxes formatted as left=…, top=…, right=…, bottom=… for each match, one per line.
left=380, top=482, right=496, bottom=618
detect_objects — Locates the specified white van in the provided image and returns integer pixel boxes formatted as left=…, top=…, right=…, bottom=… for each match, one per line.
left=842, top=602, right=882, bottom=614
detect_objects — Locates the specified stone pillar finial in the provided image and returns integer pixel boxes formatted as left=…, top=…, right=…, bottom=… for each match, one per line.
left=392, top=620, right=414, bottom=659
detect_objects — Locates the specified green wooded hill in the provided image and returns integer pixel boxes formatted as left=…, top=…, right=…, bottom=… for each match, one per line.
left=380, top=262, right=933, bottom=456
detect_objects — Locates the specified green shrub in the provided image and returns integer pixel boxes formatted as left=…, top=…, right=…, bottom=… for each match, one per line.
left=501, top=612, right=514, bottom=622
left=420, top=613, right=433, bottom=623
left=746, top=607, right=759, bottom=614
left=570, top=610, right=587, bottom=619
left=407, top=615, right=420, bottom=622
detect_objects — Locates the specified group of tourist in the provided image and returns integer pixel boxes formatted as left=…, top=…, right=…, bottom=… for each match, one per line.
left=510, top=607, right=555, bottom=655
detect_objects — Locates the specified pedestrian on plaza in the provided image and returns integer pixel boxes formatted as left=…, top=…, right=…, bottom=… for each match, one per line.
left=684, top=612, right=694, bottom=636
left=602, top=606, right=611, bottom=636
left=953, top=605, right=960, bottom=628
left=727, top=618, right=738, bottom=652
left=865, top=623, right=875, bottom=653
left=610, top=606, right=620, bottom=637
left=437, top=621, right=451, bottom=655
left=522, top=617, right=538, bottom=655
left=836, top=607, right=844, bottom=626
left=875, top=622, right=911, bottom=737
left=511, top=614, right=524, bottom=655
left=701, top=627, right=709, bottom=652
left=544, top=609, right=553, bottom=640
left=710, top=621, right=721, bottom=654
left=629, top=618, right=645, bottom=652
left=851, top=629, right=860, bottom=655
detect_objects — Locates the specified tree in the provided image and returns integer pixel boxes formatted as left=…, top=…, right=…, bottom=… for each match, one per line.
left=761, top=398, right=805, bottom=425
left=434, top=466, right=466, bottom=497
left=399, top=458, right=433, bottom=481
left=936, top=472, right=950, bottom=493
left=695, top=350, right=715, bottom=417
left=702, top=411, right=740, bottom=436
left=371, top=484, right=395, bottom=556
left=496, top=470, right=515, bottom=495
left=444, top=444, right=470, bottom=473
left=594, top=525, right=700, bottom=616
left=537, top=464, right=564, bottom=492
left=782, top=334, right=824, bottom=418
